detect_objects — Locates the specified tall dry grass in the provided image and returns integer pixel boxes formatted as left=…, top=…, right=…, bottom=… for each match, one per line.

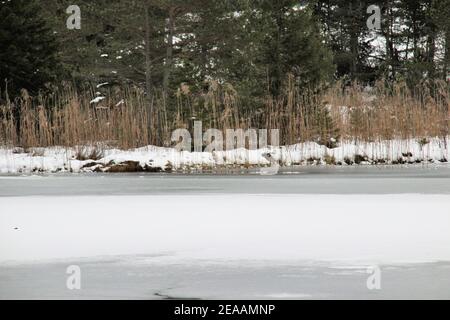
left=0, top=78, right=448, bottom=150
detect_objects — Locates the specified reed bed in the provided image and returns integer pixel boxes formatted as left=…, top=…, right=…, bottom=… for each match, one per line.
left=0, top=79, right=448, bottom=150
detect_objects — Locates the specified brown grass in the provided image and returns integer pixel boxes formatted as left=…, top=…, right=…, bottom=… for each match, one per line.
left=74, top=146, right=104, bottom=161
left=0, top=78, right=448, bottom=149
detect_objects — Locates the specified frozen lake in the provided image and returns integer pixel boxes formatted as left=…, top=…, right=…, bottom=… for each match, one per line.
left=1, top=165, right=450, bottom=196
left=1, top=165, right=450, bottom=300
left=2, top=257, right=450, bottom=300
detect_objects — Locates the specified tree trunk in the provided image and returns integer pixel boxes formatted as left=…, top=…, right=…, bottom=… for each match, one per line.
left=163, top=6, right=175, bottom=99
left=383, top=1, right=396, bottom=80
left=348, top=2, right=359, bottom=81
left=144, top=2, right=153, bottom=141
left=445, top=30, right=450, bottom=80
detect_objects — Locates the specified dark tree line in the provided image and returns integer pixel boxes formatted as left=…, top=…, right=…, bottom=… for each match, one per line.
left=314, top=0, right=450, bottom=84
left=1, top=0, right=449, bottom=99
left=0, top=0, right=63, bottom=97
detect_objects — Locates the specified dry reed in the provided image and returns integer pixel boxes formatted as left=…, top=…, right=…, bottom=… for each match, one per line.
left=0, top=79, right=448, bottom=150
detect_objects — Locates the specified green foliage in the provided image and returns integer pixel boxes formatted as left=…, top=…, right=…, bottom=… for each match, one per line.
left=0, top=0, right=62, bottom=96
left=313, top=0, right=376, bottom=81
left=6, top=0, right=448, bottom=98
left=250, top=1, right=335, bottom=96
left=314, top=0, right=450, bottom=85
left=37, top=0, right=334, bottom=99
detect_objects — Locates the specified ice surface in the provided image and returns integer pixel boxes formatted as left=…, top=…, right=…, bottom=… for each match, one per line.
left=1, top=194, right=450, bottom=264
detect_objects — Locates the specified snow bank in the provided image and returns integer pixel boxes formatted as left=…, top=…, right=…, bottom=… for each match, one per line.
left=0, top=137, right=448, bottom=173
left=1, top=195, right=450, bottom=264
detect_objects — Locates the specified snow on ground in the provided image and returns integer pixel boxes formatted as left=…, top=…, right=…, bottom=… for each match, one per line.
left=0, top=137, right=448, bottom=174
left=1, top=194, right=450, bottom=264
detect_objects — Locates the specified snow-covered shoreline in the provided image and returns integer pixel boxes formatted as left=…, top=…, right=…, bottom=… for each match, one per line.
left=0, top=137, right=448, bottom=174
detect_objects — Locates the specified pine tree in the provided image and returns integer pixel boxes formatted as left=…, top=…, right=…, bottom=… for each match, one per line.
left=433, top=0, right=450, bottom=80
left=252, top=0, right=335, bottom=96
left=0, top=0, right=61, bottom=97
left=313, top=0, right=376, bottom=83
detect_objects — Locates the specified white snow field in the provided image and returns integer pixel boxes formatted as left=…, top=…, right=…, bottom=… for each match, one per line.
left=1, top=194, right=450, bottom=264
